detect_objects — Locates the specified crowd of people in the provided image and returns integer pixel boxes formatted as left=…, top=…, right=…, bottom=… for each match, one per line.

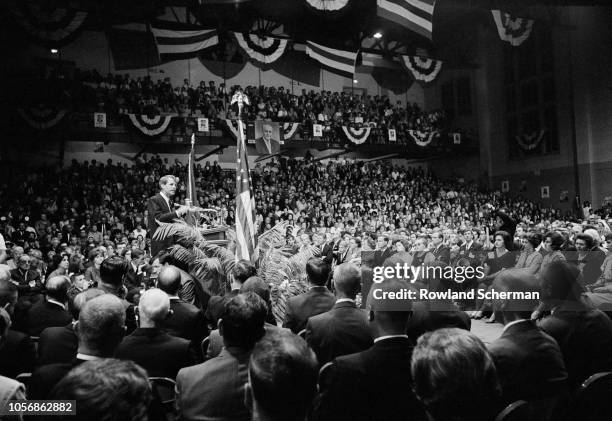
left=2, top=157, right=612, bottom=420
left=21, top=69, right=449, bottom=139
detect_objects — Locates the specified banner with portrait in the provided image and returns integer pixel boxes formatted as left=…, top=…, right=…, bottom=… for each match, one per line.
left=253, top=121, right=281, bottom=155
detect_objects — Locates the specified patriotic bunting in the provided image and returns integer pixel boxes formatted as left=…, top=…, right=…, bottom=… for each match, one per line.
left=151, top=20, right=219, bottom=62
left=233, top=32, right=288, bottom=65
left=342, top=126, right=371, bottom=145
left=18, top=107, right=67, bottom=130
left=516, top=130, right=545, bottom=151
left=223, top=119, right=248, bottom=140
left=377, top=0, right=436, bottom=39
left=491, top=10, right=534, bottom=47
left=10, top=1, right=88, bottom=48
left=128, top=114, right=174, bottom=136
left=282, top=123, right=300, bottom=141
left=408, top=130, right=438, bottom=147
left=305, top=0, right=350, bottom=11
left=401, top=55, right=442, bottom=83
left=306, top=41, right=357, bottom=79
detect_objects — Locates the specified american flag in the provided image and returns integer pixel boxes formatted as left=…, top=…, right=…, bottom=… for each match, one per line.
left=235, top=118, right=257, bottom=262
left=377, top=0, right=437, bottom=39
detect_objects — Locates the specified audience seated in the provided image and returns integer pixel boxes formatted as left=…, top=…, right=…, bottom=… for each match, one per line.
left=115, top=288, right=194, bottom=379
left=247, top=329, right=318, bottom=421
left=283, top=257, right=335, bottom=334
left=537, top=261, right=612, bottom=390
left=49, top=359, right=152, bottom=421
left=316, top=278, right=427, bottom=421
left=411, top=328, right=502, bottom=421
left=175, top=292, right=267, bottom=421
left=405, top=299, right=471, bottom=343
left=29, top=294, right=127, bottom=399
left=306, top=263, right=373, bottom=365
left=38, top=288, right=106, bottom=365
left=0, top=276, right=36, bottom=379
left=13, top=275, right=72, bottom=336
left=488, top=269, right=568, bottom=405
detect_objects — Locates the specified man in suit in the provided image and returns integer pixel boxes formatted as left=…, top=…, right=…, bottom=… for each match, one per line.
left=405, top=300, right=471, bottom=343
left=374, top=235, right=394, bottom=267
left=99, top=257, right=137, bottom=333
left=306, top=263, right=373, bottom=365
left=458, top=229, right=483, bottom=265
left=283, top=258, right=335, bottom=334
left=204, top=259, right=256, bottom=329
left=246, top=330, right=318, bottom=421
left=37, top=288, right=105, bottom=365
left=29, top=294, right=127, bottom=399
left=176, top=292, right=267, bottom=421
left=10, top=254, right=43, bottom=302
left=14, top=275, right=72, bottom=336
left=488, top=270, right=567, bottom=405
left=318, top=234, right=335, bottom=265
left=146, top=175, right=190, bottom=257
left=332, top=240, right=350, bottom=267
left=255, top=123, right=280, bottom=155
left=538, top=261, right=612, bottom=389
left=431, top=231, right=451, bottom=266
left=316, top=278, right=426, bottom=421
left=116, top=289, right=194, bottom=379
left=0, top=275, right=36, bottom=378
left=124, top=248, right=146, bottom=293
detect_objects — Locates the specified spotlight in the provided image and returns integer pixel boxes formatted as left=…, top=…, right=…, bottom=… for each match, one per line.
left=50, top=49, right=58, bottom=54
left=373, top=32, right=383, bottom=39
left=353, top=79, right=358, bottom=84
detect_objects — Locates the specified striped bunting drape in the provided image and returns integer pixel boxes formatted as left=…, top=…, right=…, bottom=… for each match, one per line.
left=151, top=20, right=219, bottom=62
left=235, top=120, right=257, bottom=262
left=400, top=55, right=442, bottom=83
left=128, top=114, right=174, bottom=136
left=377, top=0, right=436, bottom=39
left=233, top=32, right=288, bottom=65
left=305, top=41, right=357, bottom=79
left=491, top=10, right=534, bottom=47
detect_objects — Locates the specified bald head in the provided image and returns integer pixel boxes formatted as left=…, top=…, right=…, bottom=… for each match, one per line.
left=333, top=263, right=361, bottom=299
left=77, top=294, right=126, bottom=357
left=156, top=265, right=182, bottom=295
left=138, top=288, right=170, bottom=327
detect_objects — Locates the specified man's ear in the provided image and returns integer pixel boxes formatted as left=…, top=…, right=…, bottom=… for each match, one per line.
left=218, top=319, right=224, bottom=337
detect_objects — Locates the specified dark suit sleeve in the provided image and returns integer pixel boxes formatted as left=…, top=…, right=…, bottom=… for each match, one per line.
left=17, top=334, right=36, bottom=375
left=147, top=196, right=178, bottom=225
left=315, top=360, right=363, bottom=421
left=282, top=300, right=298, bottom=333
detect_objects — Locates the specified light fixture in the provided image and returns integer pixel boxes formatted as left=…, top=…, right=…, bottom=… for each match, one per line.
left=353, top=79, right=358, bottom=84
left=50, top=49, right=58, bottom=54
left=373, top=32, right=383, bottom=39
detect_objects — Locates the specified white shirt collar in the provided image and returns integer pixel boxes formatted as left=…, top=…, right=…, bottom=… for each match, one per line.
left=168, top=296, right=180, bottom=300
left=47, top=298, right=66, bottom=310
left=374, top=334, right=409, bottom=343
left=76, top=353, right=102, bottom=361
left=502, top=319, right=530, bottom=334
left=336, top=298, right=355, bottom=304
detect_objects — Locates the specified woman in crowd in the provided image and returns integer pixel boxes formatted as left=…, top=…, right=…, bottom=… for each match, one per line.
left=47, top=253, right=70, bottom=279
left=411, top=236, right=435, bottom=267
left=584, top=232, right=612, bottom=309
left=515, top=232, right=543, bottom=275
left=84, top=249, right=104, bottom=286
left=537, top=231, right=566, bottom=278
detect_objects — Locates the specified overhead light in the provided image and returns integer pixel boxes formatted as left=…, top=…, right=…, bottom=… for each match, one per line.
left=50, top=49, right=58, bottom=54
left=373, top=32, right=383, bottom=39
left=353, top=79, right=358, bottom=84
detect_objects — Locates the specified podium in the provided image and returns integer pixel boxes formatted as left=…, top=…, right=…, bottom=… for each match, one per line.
left=200, top=226, right=230, bottom=247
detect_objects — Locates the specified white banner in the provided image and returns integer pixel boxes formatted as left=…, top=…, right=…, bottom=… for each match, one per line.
left=313, top=124, right=323, bottom=137
left=388, top=129, right=397, bottom=142
left=94, top=112, right=107, bottom=128
left=197, top=117, right=209, bottom=132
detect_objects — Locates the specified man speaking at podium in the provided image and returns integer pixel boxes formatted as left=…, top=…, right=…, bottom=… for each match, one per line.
left=147, top=175, right=190, bottom=256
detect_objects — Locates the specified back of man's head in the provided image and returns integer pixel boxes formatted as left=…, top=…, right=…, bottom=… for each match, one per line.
left=0, top=307, right=10, bottom=341
left=305, top=258, right=330, bottom=287
left=232, top=260, right=257, bottom=286
left=492, top=269, right=540, bottom=322
left=219, top=292, right=267, bottom=349
left=332, top=263, right=361, bottom=298
left=156, top=265, right=182, bottom=295
left=138, top=288, right=170, bottom=327
left=0, top=272, right=18, bottom=316
left=248, top=330, right=318, bottom=421
left=100, top=257, right=127, bottom=288
left=50, top=359, right=151, bottom=421
left=70, top=289, right=106, bottom=320
left=46, top=276, right=71, bottom=303
left=366, top=278, right=413, bottom=335
left=240, top=277, right=271, bottom=309
left=77, top=294, right=126, bottom=357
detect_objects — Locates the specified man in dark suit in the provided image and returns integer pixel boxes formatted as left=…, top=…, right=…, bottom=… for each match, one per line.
left=204, top=260, right=256, bottom=329
left=0, top=277, right=36, bottom=378
left=176, top=292, right=267, bottom=421
left=10, top=254, right=43, bottom=302
left=374, top=235, right=394, bottom=267
left=29, top=294, right=127, bottom=399
left=246, top=330, right=318, bottom=421
left=332, top=240, right=350, bottom=267
left=99, top=257, right=137, bottom=333
left=37, top=288, right=105, bottom=365
left=255, top=123, right=280, bottom=155
left=146, top=175, right=190, bottom=257
left=14, top=275, right=72, bottom=337
left=319, top=236, right=335, bottom=265
left=488, top=270, right=567, bottom=405
left=116, top=289, right=194, bottom=379
left=405, top=300, right=471, bottom=343
left=283, top=258, right=335, bottom=334
left=538, top=262, right=612, bottom=389
left=458, top=229, right=483, bottom=265
left=316, top=278, right=426, bottom=421
left=431, top=231, right=451, bottom=266
left=306, top=263, right=373, bottom=365
left=124, top=248, right=146, bottom=293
